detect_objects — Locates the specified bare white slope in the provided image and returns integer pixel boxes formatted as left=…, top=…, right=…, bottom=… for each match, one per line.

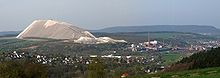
left=74, top=37, right=127, bottom=44
left=17, top=20, right=127, bottom=44
left=16, top=20, right=96, bottom=39
left=96, top=37, right=127, bottom=44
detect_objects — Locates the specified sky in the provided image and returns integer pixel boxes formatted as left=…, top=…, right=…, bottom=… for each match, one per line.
left=0, top=0, right=220, bottom=31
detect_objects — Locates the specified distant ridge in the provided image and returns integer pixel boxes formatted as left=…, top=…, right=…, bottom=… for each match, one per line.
left=94, top=25, right=220, bottom=35
left=0, top=31, right=20, bottom=37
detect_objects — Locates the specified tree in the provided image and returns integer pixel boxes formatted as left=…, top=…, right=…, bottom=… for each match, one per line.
left=87, top=58, right=105, bottom=78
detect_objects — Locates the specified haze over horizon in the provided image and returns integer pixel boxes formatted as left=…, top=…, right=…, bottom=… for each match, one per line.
left=0, top=0, right=220, bottom=31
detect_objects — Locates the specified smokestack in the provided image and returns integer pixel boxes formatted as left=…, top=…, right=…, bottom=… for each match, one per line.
left=148, top=32, right=150, bottom=47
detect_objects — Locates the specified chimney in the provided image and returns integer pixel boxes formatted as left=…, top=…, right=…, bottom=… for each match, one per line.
left=148, top=32, right=150, bottom=47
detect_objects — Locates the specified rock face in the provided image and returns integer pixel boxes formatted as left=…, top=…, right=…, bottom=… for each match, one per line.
left=17, top=20, right=126, bottom=44
left=16, top=20, right=96, bottom=39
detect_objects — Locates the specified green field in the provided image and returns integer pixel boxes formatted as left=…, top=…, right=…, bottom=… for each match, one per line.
left=161, top=52, right=185, bottom=65
left=131, top=67, right=220, bottom=78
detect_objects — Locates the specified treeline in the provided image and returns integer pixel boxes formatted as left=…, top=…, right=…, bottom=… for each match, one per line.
left=0, top=60, right=47, bottom=78
left=0, top=57, right=147, bottom=78
left=0, top=58, right=105, bottom=78
left=165, top=47, right=220, bottom=71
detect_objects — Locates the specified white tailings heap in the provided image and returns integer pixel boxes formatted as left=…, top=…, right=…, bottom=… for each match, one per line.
left=17, top=20, right=126, bottom=44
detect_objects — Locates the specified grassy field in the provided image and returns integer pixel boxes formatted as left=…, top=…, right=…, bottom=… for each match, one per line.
left=130, top=67, right=220, bottom=78
left=161, top=52, right=185, bottom=65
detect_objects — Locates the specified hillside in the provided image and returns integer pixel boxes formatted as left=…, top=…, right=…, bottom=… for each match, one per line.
left=94, top=25, right=220, bottom=35
left=175, top=47, right=220, bottom=70
left=160, top=47, right=220, bottom=73
left=130, top=47, right=220, bottom=78
left=131, top=67, right=220, bottom=78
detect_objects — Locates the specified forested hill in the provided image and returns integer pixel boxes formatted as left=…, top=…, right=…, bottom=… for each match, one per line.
left=165, top=47, right=220, bottom=71
left=94, top=25, right=220, bottom=35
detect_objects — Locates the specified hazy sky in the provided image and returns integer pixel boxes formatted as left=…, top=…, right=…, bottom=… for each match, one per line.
left=0, top=0, right=220, bottom=31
